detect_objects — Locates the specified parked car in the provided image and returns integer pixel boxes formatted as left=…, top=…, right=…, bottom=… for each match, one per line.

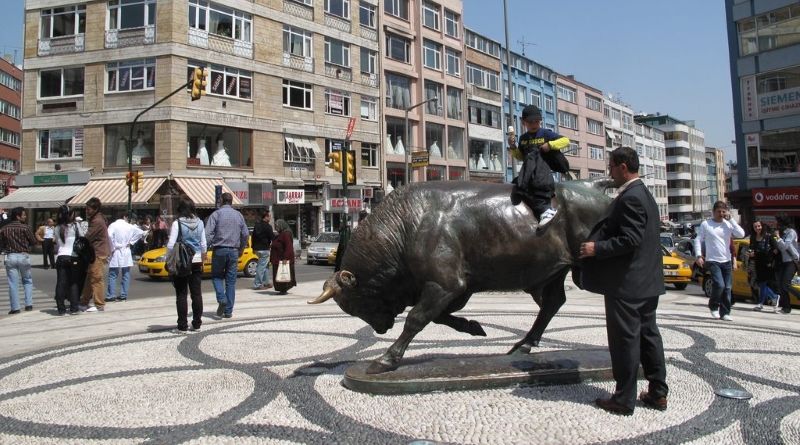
left=662, top=245, right=692, bottom=290
left=138, top=236, right=259, bottom=279
left=307, top=232, right=340, bottom=265
left=674, top=237, right=703, bottom=281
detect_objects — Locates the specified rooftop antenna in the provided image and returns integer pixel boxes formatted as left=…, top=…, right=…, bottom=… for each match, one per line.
left=517, top=36, right=535, bottom=56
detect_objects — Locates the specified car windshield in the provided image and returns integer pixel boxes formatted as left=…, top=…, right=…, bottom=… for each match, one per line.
left=315, top=233, right=339, bottom=243
left=660, top=245, right=670, bottom=256
left=660, top=236, right=674, bottom=248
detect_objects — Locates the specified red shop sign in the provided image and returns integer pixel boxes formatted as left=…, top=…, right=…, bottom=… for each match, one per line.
left=752, top=187, right=800, bottom=207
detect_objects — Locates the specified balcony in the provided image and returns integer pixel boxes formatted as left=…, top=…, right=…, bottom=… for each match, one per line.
left=38, top=35, right=85, bottom=56
left=360, top=26, right=378, bottom=41
left=188, top=28, right=253, bottom=59
left=105, top=25, right=155, bottom=49
left=284, top=0, right=313, bottom=20
left=282, top=53, right=314, bottom=72
left=324, top=63, right=352, bottom=82
left=324, top=14, right=352, bottom=33
left=359, top=72, right=378, bottom=87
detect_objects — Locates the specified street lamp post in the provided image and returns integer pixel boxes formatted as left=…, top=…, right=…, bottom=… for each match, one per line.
left=404, top=96, right=438, bottom=185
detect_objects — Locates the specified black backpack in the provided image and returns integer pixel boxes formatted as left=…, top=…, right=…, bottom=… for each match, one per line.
left=165, top=221, right=195, bottom=277
left=71, top=224, right=95, bottom=264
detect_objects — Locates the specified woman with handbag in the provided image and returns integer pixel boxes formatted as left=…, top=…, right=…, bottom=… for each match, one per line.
left=749, top=220, right=780, bottom=311
left=166, top=197, right=207, bottom=332
left=270, top=219, right=296, bottom=295
left=54, top=205, right=87, bottom=315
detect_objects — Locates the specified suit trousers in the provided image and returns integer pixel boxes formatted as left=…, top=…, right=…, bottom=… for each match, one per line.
left=604, top=295, right=668, bottom=410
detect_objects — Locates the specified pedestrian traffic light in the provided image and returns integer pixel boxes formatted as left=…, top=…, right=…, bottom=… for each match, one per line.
left=190, top=67, right=207, bottom=101
left=346, top=151, right=356, bottom=184
left=133, top=171, right=143, bottom=193
left=329, top=151, right=342, bottom=172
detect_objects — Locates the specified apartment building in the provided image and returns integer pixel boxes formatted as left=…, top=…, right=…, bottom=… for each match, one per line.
left=463, top=28, right=502, bottom=182
left=705, top=146, right=726, bottom=207
left=726, top=0, right=800, bottom=228
left=16, top=0, right=382, bottom=237
left=634, top=122, right=668, bottom=221
left=381, top=0, right=467, bottom=188
left=0, top=57, right=21, bottom=199
left=553, top=74, right=605, bottom=180
left=637, top=114, right=708, bottom=223
left=501, top=50, right=557, bottom=182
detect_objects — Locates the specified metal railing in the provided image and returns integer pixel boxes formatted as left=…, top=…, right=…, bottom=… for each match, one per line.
left=105, top=25, right=155, bottom=49
left=38, top=35, right=85, bottom=56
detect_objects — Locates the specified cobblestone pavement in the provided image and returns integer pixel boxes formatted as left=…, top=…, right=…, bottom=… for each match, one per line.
left=0, top=276, right=798, bottom=444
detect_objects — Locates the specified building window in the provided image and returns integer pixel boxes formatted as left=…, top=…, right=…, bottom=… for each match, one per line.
left=108, top=0, right=156, bottom=30
left=38, top=128, right=81, bottom=159
left=586, top=94, right=602, bottom=112
left=360, top=95, right=377, bottom=120
left=0, top=100, right=21, bottom=119
left=586, top=118, right=603, bottom=135
left=445, top=48, right=461, bottom=77
left=565, top=142, right=580, bottom=157
left=325, top=139, right=350, bottom=163
left=466, top=63, right=499, bottom=92
left=447, top=126, right=464, bottom=159
left=0, top=158, right=17, bottom=174
left=283, top=135, right=317, bottom=164
left=385, top=0, right=408, bottom=20
left=444, top=9, right=459, bottom=38
left=385, top=73, right=411, bottom=109
left=558, top=111, right=578, bottom=130
left=422, top=1, right=440, bottom=30
left=107, top=58, right=155, bottom=92
left=325, top=89, right=351, bottom=116
left=386, top=33, right=410, bottom=62
left=424, top=80, right=443, bottom=116
left=282, top=80, right=313, bottom=109
left=361, top=142, right=377, bottom=167
left=0, top=129, right=20, bottom=147
left=446, top=87, right=462, bottom=120
left=544, top=95, right=554, bottom=112
left=464, top=30, right=499, bottom=57
left=188, top=62, right=252, bottom=100
left=556, top=84, right=576, bottom=103
left=41, top=5, right=86, bottom=38
left=187, top=124, right=252, bottom=168
left=386, top=118, right=406, bottom=150
left=325, top=37, right=351, bottom=67
left=426, top=123, right=444, bottom=157
left=0, top=71, right=21, bottom=92
left=283, top=26, right=313, bottom=57
left=39, top=67, right=84, bottom=98
left=530, top=90, right=541, bottom=108
left=738, top=4, right=800, bottom=56
left=104, top=123, right=154, bottom=167
left=360, top=48, right=377, bottom=74
left=189, top=1, right=252, bottom=41
left=422, top=40, right=442, bottom=70
left=325, top=0, right=350, bottom=18
left=517, top=85, right=527, bottom=104
left=292, top=0, right=313, bottom=5
left=360, top=2, right=376, bottom=28
left=467, top=100, right=500, bottom=128
left=589, top=144, right=604, bottom=160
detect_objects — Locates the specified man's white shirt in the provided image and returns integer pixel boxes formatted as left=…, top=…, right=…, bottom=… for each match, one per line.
left=693, top=218, right=745, bottom=263
left=107, top=219, right=145, bottom=268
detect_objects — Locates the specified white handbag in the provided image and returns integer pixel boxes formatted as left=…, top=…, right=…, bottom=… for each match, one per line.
left=276, top=260, right=291, bottom=283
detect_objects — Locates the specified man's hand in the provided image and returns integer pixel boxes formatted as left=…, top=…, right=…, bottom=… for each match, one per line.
left=695, top=257, right=705, bottom=268
left=539, top=142, right=551, bottom=153
left=579, top=242, right=596, bottom=258
left=732, top=260, right=738, bottom=271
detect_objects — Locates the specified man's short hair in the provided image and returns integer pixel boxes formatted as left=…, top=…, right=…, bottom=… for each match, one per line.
left=10, top=207, right=24, bottom=221
left=86, top=197, right=102, bottom=211
left=609, top=146, right=640, bottom=173
left=221, top=192, right=233, bottom=205
left=712, top=201, right=728, bottom=211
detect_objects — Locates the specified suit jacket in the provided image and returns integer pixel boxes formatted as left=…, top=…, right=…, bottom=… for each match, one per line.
left=580, top=180, right=665, bottom=300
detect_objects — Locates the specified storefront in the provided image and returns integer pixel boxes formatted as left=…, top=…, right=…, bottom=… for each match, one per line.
left=0, top=171, right=91, bottom=227
left=751, top=186, right=800, bottom=228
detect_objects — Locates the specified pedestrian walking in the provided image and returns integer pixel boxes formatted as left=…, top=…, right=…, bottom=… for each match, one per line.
left=79, top=197, right=111, bottom=313
left=167, top=197, right=207, bottom=332
left=271, top=219, right=297, bottom=295
left=748, top=220, right=780, bottom=311
left=106, top=212, right=144, bottom=302
left=54, top=205, right=88, bottom=315
left=693, top=201, right=745, bottom=321
left=36, top=218, right=56, bottom=269
left=205, top=192, right=248, bottom=319
left=580, top=146, right=668, bottom=416
left=773, top=215, right=799, bottom=314
left=252, top=210, right=274, bottom=290
left=0, top=207, right=37, bottom=314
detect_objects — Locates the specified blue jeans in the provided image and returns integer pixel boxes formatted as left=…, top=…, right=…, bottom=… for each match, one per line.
left=107, top=266, right=131, bottom=300
left=211, top=247, right=239, bottom=315
left=757, top=281, right=779, bottom=305
left=706, top=261, right=732, bottom=316
left=253, top=250, right=271, bottom=288
left=5, top=253, right=33, bottom=311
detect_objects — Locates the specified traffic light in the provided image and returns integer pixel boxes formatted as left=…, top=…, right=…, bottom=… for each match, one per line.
left=133, top=171, right=143, bottom=193
left=125, top=171, right=134, bottom=187
left=190, top=67, right=207, bottom=101
left=329, top=151, right=342, bottom=172
left=346, top=151, right=356, bottom=184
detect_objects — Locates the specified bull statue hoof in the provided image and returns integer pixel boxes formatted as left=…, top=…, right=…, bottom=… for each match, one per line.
left=467, top=320, right=487, bottom=337
left=366, top=359, right=398, bottom=374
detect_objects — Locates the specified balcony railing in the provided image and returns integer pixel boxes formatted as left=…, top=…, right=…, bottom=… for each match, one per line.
left=283, top=53, right=314, bottom=72
left=105, top=25, right=155, bottom=49
left=38, top=34, right=85, bottom=56
left=284, top=0, right=313, bottom=20
left=324, top=63, right=352, bottom=82
left=360, top=72, right=378, bottom=87
left=360, top=27, right=378, bottom=41
left=188, top=28, right=253, bottom=58
left=325, top=14, right=352, bottom=33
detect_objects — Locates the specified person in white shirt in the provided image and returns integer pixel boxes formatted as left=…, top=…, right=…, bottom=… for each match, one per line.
left=54, top=205, right=87, bottom=315
left=774, top=215, right=799, bottom=314
left=693, top=201, right=745, bottom=321
left=106, top=213, right=144, bottom=302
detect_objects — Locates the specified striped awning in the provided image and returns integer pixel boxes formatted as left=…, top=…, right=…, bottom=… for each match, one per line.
left=173, top=177, right=242, bottom=207
left=70, top=177, right=166, bottom=207
left=0, top=184, right=86, bottom=209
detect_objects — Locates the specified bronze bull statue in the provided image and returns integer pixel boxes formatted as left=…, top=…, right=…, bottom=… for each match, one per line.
left=309, top=178, right=612, bottom=374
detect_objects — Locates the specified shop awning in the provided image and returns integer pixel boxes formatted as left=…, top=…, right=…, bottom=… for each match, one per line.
left=173, top=177, right=242, bottom=207
left=70, top=177, right=166, bottom=207
left=0, top=184, right=86, bottom=209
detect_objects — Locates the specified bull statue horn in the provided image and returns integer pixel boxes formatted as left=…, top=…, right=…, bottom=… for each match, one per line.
left=337, top=270, right=357, bottom=288
left=307, top=287, right=336, bottom=304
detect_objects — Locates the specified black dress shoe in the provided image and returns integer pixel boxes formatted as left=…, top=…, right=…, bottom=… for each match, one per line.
left=24, top=306, right=33, bottom=311
left=216, top=303, right=225, bottom=317
left=8, top=309, right=20, bottom=315
left=639, top=391, right=667, bottom=411
left=595, top=398, right=633, bottom=416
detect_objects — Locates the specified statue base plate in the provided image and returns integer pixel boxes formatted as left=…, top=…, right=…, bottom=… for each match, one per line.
left=343, top=349, right=614, bottom=395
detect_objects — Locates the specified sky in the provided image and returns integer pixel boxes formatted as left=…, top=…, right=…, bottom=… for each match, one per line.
left=463, top=0, right=737, bottom=160
left=0, top=0, right=736, bottom=160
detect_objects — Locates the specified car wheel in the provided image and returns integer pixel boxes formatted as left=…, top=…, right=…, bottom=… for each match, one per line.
left=702, top=275, right=713, bottom=298
left=674, top=283, right=687, bottom=290
left=243, top=259, right=257, bottom=277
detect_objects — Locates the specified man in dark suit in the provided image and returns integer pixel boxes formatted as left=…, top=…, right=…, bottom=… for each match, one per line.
left=579, top=146, right=668, bottom=416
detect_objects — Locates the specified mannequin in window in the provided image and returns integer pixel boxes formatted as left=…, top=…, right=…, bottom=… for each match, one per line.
left=130, top=131, right=151, bottom=165
left=115, top=138, right=127, bottom=167
left=196, top=138, right=210, bottom=166
left=211, top=134, right=231, bottom=167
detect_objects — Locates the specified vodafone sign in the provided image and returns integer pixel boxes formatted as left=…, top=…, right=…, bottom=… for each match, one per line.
left=752, top=187, right=800, bottom=207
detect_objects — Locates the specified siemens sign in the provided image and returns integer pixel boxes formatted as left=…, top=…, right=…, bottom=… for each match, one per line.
left=759, top=87, right=800, bottom=118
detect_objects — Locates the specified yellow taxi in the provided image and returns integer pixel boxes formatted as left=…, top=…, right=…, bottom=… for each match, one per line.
left=699, top=238, right=800, bottom=305
left=137, top=237, right=259, bottom=279
left=662, top=245, right=692, bottom=290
